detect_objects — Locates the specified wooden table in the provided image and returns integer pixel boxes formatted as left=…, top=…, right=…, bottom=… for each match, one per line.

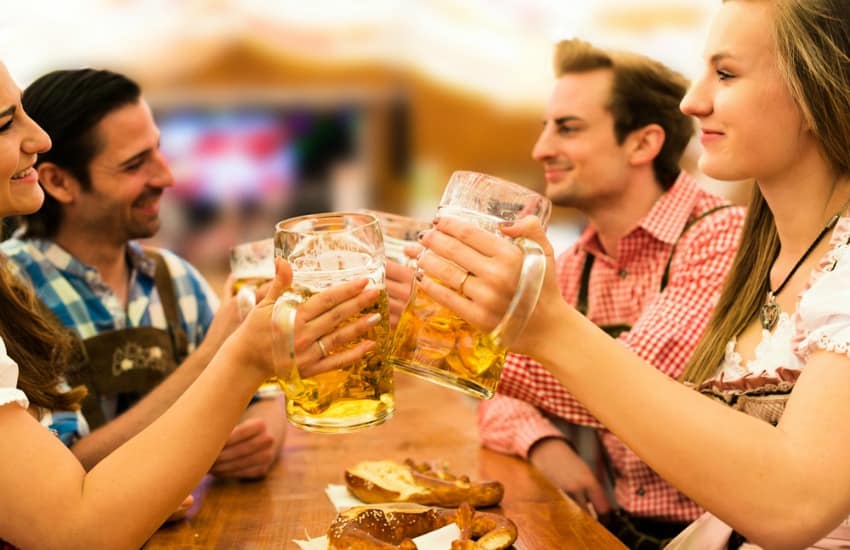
left=146, top=373, right=625, bottom=549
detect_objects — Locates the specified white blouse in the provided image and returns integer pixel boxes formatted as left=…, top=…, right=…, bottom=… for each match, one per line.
left=0, top=335, right=29, bottom=409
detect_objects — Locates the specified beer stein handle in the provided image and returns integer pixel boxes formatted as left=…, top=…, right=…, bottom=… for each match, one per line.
left=236, top=286, right=257, bottom=321
left=271, top=292, right=300, bottom=380
left=489, top=237, right=546, bottom=347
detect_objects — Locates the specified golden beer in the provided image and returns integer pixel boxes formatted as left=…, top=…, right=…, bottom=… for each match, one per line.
left=274, top=211, right=393, bottom=433
left=282, top=287, right=393, bottom=431
left=233, top=275, right=271, bottom=294
left=389, top=286, right=505, bottom=399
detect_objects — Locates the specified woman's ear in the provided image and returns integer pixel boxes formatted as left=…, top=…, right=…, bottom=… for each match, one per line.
left=37, top=162, right=78, bottom=204
left=626, top=124, right=666, bottom=167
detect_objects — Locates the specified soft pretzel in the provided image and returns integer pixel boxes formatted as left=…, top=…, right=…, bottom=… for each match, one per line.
left=345, top=459, right=504, bottom=508
left=326, top=502, right=518, bottom=550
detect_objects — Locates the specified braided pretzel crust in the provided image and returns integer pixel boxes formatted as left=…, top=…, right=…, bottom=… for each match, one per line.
left=327, top=502, right=518, bottom=550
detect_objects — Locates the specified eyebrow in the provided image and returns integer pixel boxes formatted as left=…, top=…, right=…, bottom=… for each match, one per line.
left=117, top=148, right=151, bottom=169
left=709, top=52, right=738, bottom=64
left=0, top=105, right=15, bottom=119
left=551, top=116, right=584, bottom=125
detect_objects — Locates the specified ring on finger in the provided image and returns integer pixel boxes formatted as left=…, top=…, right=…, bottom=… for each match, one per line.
left=458, top=271, right=472, bottom=297
left=317, top=337, right=329, bottom=358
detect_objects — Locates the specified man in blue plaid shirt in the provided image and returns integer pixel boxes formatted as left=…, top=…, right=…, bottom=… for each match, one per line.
left=1, top=69, right=286, bottom=481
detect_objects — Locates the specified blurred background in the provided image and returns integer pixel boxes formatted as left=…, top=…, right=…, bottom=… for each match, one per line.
left=1, top=0, right=747, bottom=284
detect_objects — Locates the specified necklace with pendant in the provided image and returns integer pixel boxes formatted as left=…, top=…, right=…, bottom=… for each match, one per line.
left=760, top=213, right=841, bottom=331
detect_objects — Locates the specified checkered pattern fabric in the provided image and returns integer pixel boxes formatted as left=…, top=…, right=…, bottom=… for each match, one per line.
left=1, top=238, right=218, bottom=346
left=479, top=172, right=746, bottom=522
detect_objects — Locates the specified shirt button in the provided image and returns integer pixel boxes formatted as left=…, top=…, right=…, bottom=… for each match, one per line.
left=618, top=268, right=628, bottom=279
left=636, top=486, right=646, bottom=497
left=85, top=271, right=98, bottom=282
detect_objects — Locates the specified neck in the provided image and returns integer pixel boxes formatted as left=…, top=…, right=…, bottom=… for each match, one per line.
left=759, top=156, right=850, bottom=259
left=53, top=225, right=129, bottom=290
left=585, top=172, right=666, bottom=258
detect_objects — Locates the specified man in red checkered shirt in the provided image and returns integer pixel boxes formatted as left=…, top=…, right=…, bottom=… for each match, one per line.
left=477, top=40, right=745, bottom=548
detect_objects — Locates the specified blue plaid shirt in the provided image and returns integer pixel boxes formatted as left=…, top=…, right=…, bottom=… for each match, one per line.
left=1, top=237, right=219, bottom=443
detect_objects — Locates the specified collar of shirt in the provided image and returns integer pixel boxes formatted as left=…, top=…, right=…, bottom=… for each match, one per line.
left=575, top=172, right=700, bottom=264
left=26, top=239, right=157, bottom=329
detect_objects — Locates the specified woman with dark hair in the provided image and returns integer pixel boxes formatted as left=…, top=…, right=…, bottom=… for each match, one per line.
left=415, top=1, right=850, bottom=547
left=0, top=61, right=379, bottom=548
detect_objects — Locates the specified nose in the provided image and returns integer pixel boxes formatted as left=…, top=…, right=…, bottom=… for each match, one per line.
left=680, top=75, right=711, bottom=118
left=22, top=112, right=51, bottom=155
left=149, top=149, right=174, bottom=189
left=531, top=123, right=555, bottom=162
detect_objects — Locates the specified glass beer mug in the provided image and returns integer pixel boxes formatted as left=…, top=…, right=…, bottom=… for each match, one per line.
left=230, top=238, right=283, bottom=397
left=388, top=171, right=551, bottom=399
left=272, top=212, right=393, bottom=433
left=360, top=209, right=432, bottom=267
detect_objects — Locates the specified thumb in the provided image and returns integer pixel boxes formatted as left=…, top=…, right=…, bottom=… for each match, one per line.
left=500, top=215, right=555, bottom=258
left=258, top=257, right=293, bottom=307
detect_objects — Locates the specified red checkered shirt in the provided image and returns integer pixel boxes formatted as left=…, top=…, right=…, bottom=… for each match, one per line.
left=478, top=172, right=745, bottom=522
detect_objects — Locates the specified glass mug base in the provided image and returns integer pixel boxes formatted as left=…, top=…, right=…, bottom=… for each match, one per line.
left=285, top=396, right=395, bottom=433
left=390, top=358, right=496, bottom=399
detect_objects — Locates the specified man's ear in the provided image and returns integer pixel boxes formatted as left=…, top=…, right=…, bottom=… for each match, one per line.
left=37, top=162, right=79, bottom=204
left=626, top=124, right=666, bottom=167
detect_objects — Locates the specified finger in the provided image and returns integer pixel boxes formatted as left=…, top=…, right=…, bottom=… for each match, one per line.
left=403, top=242, right=423, bottom=260
left=222, top=273, right=237, bottom=297
left=386, top=276, right=412, bottom=304
left=586, top=484, right=612, bottom=516
left=296, top=279, right=370, bottom=325
left=300, top=339, right=376, bottom=379
left=386, top=260, right=414, bottom=284
left=214, top=462, right=271, bottom=480
left=223, top=419, right=265, bottom=447
left=216, top=432, right=275, bottom=464
left=212, top=451, right=275, bottom=477
left=296, top=287, right=379, bottom=350
left=164, top=494, right=195, bottom=523
left=414, top=272, right=500, bottom=334
left=431, top=216, right=510, bottom=258
left=296, top=310, right=381, bottom=365
left=499, top=216, right=556, bottom=258
left=236, top=286, right=257, bottom=321
left=565, top=490, right=590, bottom=513
left=258, top=258, right=293, bottom=307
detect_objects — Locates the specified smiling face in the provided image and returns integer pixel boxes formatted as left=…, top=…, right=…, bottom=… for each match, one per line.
left=531, top=69, right=631, bottom=210
left=68, top=99, right=174, bottom=242
left=680, top=1, right=813, bottom=182
left=0, top=63, right=51, bottom=218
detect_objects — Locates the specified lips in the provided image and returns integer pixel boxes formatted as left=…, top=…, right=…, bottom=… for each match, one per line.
left=10, top=166, right=38, bottom=183
left=543, top=166, right=572, bottom=182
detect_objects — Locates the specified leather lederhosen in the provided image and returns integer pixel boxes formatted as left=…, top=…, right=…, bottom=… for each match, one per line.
left=62, top=249, right=189, bottom=430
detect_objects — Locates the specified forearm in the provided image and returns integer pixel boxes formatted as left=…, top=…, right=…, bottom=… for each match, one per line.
left=533, top=313, right=830, bottom=547
left=75, top=336, right=264, bottom=548
left=71, top=341, right=217, bottom=469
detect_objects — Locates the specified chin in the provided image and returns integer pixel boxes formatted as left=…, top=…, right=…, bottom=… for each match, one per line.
left=698, top=157, right=748, bottom=183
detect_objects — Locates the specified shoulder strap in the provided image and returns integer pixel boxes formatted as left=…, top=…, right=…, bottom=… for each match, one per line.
left=141, top=248, right=189, bottom=360
left=576, top=253, right=594, bottom=316
left=660, top=204, right=733, bottom=291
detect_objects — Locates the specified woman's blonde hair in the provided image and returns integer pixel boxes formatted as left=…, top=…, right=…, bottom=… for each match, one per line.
left=683, top=0, right=850, bottom=383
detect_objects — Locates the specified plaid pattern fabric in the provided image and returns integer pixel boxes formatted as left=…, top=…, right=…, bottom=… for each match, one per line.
left=1, top=238, right=218, bottom=346
left=479, top=172, right=745, bottom=522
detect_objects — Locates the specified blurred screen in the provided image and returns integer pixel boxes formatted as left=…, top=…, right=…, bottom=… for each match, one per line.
left=151, top=103, right=363, bottom=272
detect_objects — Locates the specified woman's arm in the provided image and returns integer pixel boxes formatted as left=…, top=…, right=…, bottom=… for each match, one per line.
left=416, top=216, right=850, bottom=549
left=0, top=259, right=380, bottom=549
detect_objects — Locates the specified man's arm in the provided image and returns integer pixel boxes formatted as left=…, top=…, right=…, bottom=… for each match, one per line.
left=478, top=392, right=611, bottom=515
left=209, top=394, right=287, bottom=479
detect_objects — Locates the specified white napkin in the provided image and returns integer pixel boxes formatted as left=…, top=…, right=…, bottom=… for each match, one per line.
left=293, top=523, right=462, bottom=550
left=293, top=484, right=463, bottom=549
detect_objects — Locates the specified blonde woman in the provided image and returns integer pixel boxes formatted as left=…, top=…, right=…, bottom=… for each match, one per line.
left=415, top=0, right=850, bottom=547
left=0, top=60, right=378, bottom=549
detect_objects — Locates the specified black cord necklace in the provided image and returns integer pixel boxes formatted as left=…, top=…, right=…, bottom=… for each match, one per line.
left=760, top=213, right=842, bottom=330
